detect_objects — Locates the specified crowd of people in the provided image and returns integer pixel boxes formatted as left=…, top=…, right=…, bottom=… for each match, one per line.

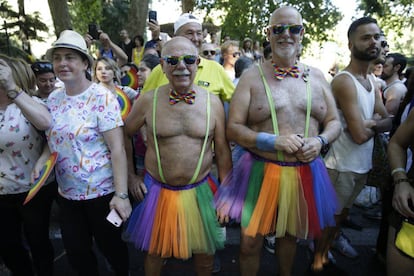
left=0, top=4, right=413, bottom=276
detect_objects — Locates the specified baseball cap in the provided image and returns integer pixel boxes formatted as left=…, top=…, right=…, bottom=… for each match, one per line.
left=174, top=13, right=202, bottom=34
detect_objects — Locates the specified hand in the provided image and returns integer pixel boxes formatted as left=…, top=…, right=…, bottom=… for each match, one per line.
left=216, top=207, right=230, bottom=226
left=275, top=134, right=305, bottom=154
left=392, top=181, right=414, bottom=218
left=30, top=157, right=46, bottom=184
left=84, top=34, right=93, bottom=48
left=148, top=20, right=160, bottom=38
left=128, top=173, right=147, bottom=202
left=109, top=195, right=132, bottom=222
left=295, top=137, right=320, bottom=163
left=0, top=59, right=16, bottom=91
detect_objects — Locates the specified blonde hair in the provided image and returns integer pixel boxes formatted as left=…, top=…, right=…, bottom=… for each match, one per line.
left=93, top=56, right=121, bottom=84
left=0, top=54, right=36, bottom=96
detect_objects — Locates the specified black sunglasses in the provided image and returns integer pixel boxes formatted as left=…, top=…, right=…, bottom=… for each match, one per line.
left=381, top=41, right=389, bottom=48
left=31, top=62, right=53, bottom=74
left=232, top=52, right=241, bottom=58
left=162, top=55, right=198, bottom=66
left=203, top=50, right=216, bottom=56
left=269, top=24, right=303, bottom=35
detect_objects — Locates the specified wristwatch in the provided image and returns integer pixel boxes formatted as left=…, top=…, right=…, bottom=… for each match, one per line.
left=7, top=89, right=22, bottom=100
left=316, top=135, right=330, bottom=155
left=114, top=192, right=129, bottom=199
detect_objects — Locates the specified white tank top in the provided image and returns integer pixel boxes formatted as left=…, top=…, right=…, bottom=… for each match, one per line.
left=324, top=71, right=375, bottom=173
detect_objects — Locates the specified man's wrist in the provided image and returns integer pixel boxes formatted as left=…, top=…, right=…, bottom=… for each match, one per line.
left=256, top=132, right=277, bottom=152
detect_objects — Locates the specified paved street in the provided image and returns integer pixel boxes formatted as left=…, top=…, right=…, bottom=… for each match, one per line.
left=0, top=203, right=385, bottom=276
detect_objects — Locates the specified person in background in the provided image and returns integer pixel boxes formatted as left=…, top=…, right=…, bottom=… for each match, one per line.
left=201, top=43, right=217, bottom=61
left=233, top=56, right=254, bottom=86
left=318, top=16, right=392, bottom=270
left=31, top=61, right=57, bottom=101
left=0, top=54, right=54, bottom=276
left=221, top=40, right=241, bottom=81
left=252, top=40, right=264, bottom=63
left=142, top=13, right=235, bottom=103
left=118, top=29, right=134, bottom=62
left=85, top=30, right=128, bottom=67
left=386, top=77, right=414, bottom=274
left=137, top=54, right=160, bottom=94
left=381, top=53, right=407, bottom=116
left=44, top=29, right=132, bottom=275
left=123, top=36, right=232, bottom=276
left=240, top=37, right=254, bottom=60
left=133, top=54, right=160, bottom=175
left=132, top=35, right=145, bottom=65
left=93, top=56, right=138, bottom=103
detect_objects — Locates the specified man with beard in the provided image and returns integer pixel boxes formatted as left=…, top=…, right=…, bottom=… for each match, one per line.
left=381, top=53, right=407, bottom=115
left=314, top=17, right=392, bottom=272
left=216, top=6, right=341, bottom=276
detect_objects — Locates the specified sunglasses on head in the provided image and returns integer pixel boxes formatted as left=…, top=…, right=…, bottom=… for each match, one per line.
left=203, top=50, right=216, bottom=56
left=269, top=24, right=303, bottom=35
left=31, top=62, right=53, bottom=74
left=162, top=55, right=198, bottom=66
left=381, top=41, right=389, bottom=48
left=232, top=52, right=241, bottom=58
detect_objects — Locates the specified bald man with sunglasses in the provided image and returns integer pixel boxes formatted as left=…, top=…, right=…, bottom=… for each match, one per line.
left=215, top=6, right=341, bottom=276
left=123, top=37, right=232, bottom=275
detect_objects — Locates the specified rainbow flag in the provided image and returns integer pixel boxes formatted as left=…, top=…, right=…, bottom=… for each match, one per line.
left=115, top=86, right=132, bottom=121
left=121, top=66, right=139, bottom=90
left=23, top=152, right=58, bottom=205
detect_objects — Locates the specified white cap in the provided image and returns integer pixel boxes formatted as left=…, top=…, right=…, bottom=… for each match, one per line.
left=174, top=13, right=202, bottom=34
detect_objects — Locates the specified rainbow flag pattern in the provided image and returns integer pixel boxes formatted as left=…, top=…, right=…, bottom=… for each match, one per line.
left=121, top=67, right=139, bottom=90
left=115, top=86, right=132, bottom=121
left=23, top=152, right=58, bottom=205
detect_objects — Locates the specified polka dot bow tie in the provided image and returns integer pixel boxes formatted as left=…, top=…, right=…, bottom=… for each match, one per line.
left=169, top=89, right=196, bottom=105
left=273, top=63, right=300, bottom=80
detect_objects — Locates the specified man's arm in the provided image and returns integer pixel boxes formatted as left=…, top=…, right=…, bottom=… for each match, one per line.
left=99, top=32, right=128, bottom=66
left=384, top=83, right=407, bottom=116
left=331, top=74, right=375, bottom=144
left=124, top=93, right=151, bottom=201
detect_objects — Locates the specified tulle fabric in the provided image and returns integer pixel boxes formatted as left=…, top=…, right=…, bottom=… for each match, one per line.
left=123, top=173, right=224, bottom=259
left=215, top=150, right=337, bottom=239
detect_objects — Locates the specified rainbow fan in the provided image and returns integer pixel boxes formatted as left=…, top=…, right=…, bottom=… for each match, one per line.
left=121, top=67, right=139, bottom=90
left=115, top=86, right=132, bottom=121
left=23, top=152, right=58, bottom=205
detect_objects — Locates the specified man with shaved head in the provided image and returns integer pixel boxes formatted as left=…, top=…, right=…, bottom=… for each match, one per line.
left=215, top=6, right=341, bottom=275
left=123, top=37, right=232, bottom=275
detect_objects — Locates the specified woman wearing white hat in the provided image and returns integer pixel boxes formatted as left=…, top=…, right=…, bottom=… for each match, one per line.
left=42, top=29, right=131, bottom=275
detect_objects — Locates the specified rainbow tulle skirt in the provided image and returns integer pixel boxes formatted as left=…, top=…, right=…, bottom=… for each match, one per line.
left=123, top=173, right=224, bottom=259
left=215, top=149, right=338, bottom=239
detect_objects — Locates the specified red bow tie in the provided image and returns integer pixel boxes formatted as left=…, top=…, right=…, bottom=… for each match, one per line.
left=273, top=63, right=300, bottom=80
left=169, top=89, right=196, bottom=105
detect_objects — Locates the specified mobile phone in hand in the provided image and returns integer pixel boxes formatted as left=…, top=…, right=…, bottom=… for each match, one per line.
left=88, top=23, right=100, bottom=40
left=106, top=209, right=122, bottom=227
left=148, top=10, right=157, bottom=22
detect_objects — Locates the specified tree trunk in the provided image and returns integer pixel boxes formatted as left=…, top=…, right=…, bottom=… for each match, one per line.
left=127, top=0, right=149, bottom=38
left=48, top=0, right=72, bottom=37
left=182, top=0, right=195, bottom=13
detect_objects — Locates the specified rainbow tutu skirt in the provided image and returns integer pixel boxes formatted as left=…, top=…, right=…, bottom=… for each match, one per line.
left=123, top=173, right=224, bottom=259
left=215, top=149, right=338, bottom=239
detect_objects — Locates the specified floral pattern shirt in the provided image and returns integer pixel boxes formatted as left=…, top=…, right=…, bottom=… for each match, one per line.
left=0, top=97, right=46, bottom=195
left=47, top=83, right=123, bottom=200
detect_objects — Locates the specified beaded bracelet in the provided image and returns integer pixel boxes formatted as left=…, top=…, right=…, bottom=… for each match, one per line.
left=391, top=167, right=406, bottom=176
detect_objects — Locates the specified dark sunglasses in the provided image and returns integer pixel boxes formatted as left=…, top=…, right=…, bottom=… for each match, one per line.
left=232, top=52, right=241, bottom=58
left=269, top=24, right=303, bottom=35
left=381, top=41, right=389, bottom=48
left=31, top=62, right=53, bottom=74
left=203, top=50, right=216, bottom=56
left=162, top=55, right=198, bottom=66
